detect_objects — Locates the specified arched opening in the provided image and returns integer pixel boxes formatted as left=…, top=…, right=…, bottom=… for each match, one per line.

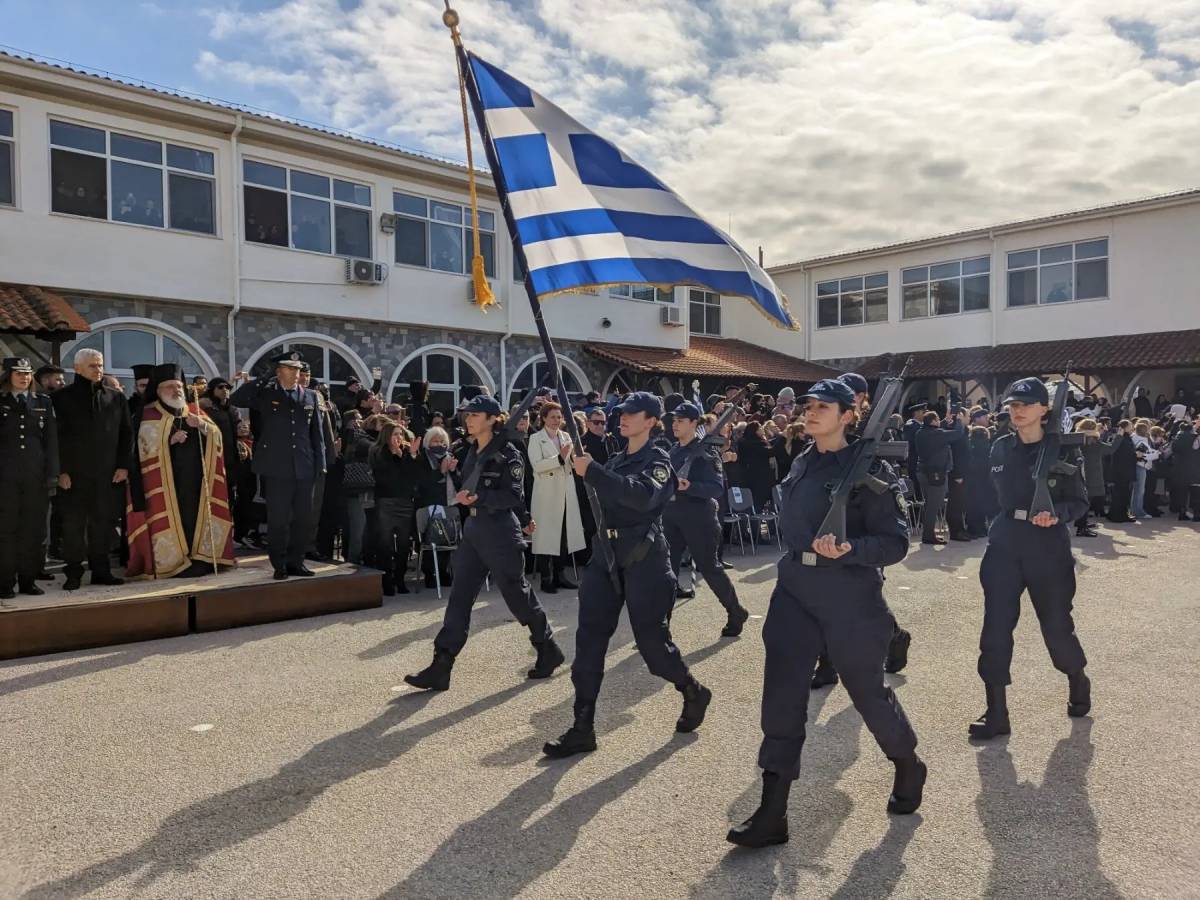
left=63, top=318, right=216, bottom=395
left=389, top=345, right=494, bottom=415
left=244, top=334, right=370, bottom=407
left=601, top=367, right=637, bottom=397
left=508, top=354, right=590, bottom=406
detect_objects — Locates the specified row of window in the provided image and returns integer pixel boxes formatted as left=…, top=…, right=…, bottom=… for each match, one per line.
left=0, top=110, right=13, bottom=207
left=816, top=239, right=1110, bottom=328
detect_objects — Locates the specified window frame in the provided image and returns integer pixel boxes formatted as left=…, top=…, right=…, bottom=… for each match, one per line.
left=64, top=322, right=213, bottom=396
left=390, top=347, right=493, bottom=411
left=688, top=288, right=722, bottom=336
left=392, top=190, right=496, bottom=278
left=814, top=272, right=889, bottom=329
left=47, top=117, right=218, bottom=236
left=243, top=157, right=374, bottom=258
left=0, top=106, right=15, bottom=209
left=1005, top=238, right=1110, bottom=309
left=900, top=255, right=991, bottom=320
left=609, top=285, right=675, bottom=304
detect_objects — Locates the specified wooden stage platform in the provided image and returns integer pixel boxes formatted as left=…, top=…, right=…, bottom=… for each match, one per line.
left=0, top=554, right=382, bottom=661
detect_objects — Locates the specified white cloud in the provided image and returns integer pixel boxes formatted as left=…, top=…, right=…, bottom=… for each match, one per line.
left=194, top=0, right=1200, bottom=260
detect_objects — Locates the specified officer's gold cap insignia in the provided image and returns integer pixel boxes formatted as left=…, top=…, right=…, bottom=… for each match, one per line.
left=290, top=352, right=300, bottom=361
left=651, top=464, right=670, bottom=485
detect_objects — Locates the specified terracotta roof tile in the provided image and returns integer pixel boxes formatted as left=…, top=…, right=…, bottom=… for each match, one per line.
left=856, top=329, right=1200, bottom=380
left=0, top=284, right=91, bottom=338
left=585, top=337, right=837, bottom=383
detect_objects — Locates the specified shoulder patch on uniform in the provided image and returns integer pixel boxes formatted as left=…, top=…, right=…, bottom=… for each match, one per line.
left=650, top=463, right=670, bottom=485
left=510, top=462, right=523, bottom=480
left=895, top=489, right=907, bottom=514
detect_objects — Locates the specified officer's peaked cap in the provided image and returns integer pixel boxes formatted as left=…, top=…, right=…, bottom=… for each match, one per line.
left=2, top=357, right=33, bottom=373
left=271, top=351, right=304, bottom=368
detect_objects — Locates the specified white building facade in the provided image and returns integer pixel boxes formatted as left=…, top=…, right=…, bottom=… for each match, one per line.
left=2, top=52, right=816, bottom=410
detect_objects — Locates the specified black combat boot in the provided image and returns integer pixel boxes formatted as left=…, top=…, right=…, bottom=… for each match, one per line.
left=726, top=771, right=790, bottom=847
left=721, top=604, right=750, bottom=638
left=404, top=649, right=455, bottom=691
left=887, top=754, right=927, bottom=814
left=543, top=703, right=597, bottom=758
left=968, top=683, right=1011, bottom=740
left=885, top=629, right=912, bottom=674
left=676, top=677, right=712, bottom=733
left=675, top=586, right=696, bottom=600
left=528, top=637, right=565, bottom=679
left=1067, top=670, right=1091, bottom=717
left=811, top=656, right=839, bottom=689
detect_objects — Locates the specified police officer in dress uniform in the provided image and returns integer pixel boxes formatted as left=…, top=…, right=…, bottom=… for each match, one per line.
left=230, top=352, right=326, bottom=580
left=728, top=380, right=925, bottom=849
left=543, top=392, right=713, bottom=759
left=968, top=377, right=1092, bottom=741
left=811, top=373, right=914, bottom=690
left=664, top=401, right=750, bottom=637
left=405, top=395, right=564, bottom=691
left=0, top=358, right=59, bottom=600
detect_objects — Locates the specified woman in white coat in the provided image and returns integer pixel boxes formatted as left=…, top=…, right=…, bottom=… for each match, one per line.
left=528, top=401, right=586, bottom=592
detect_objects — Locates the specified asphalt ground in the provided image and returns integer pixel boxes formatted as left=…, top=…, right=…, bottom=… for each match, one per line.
left=2, top=518, right=1198, bottom=899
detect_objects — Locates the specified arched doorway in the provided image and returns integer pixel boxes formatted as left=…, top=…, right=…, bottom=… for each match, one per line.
left=508, top=354, right=590, bottom=405
left=63, top=318, right=217, bottom=395
left=389, top=345, right=494, bottom=415
left=244, top=333, right=370, bottom=407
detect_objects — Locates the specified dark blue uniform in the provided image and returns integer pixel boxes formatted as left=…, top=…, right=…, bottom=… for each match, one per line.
left=759, top=444, right=917, bottom=780
left=664, top=438, right=744, bottom=622
left=977, top=434, right=1089, bottom=685
left=571, top=441, right=694, bottom=716
left=0, top=388, right=59, bottom=594
left=229, top=377, right=325, bottom=572
left=435, top=439, right=553, bottom=654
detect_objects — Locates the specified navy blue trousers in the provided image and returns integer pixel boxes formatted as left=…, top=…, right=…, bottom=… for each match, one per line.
left=663, top=498, right=741, bottom=612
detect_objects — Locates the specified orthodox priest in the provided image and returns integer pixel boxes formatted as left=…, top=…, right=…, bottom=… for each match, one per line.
left=126, top=364, right=235, bottom=579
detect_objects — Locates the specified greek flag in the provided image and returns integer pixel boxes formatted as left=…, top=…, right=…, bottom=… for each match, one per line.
left=465, top=53, right=797, bottom=330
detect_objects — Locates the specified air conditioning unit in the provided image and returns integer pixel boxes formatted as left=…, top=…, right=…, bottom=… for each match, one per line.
left=345, top=259, right=387, bottom=285
left=660, top=305, right=684, bottom=327
left=468, top=279, right=497, bottom=304
left=379, top=212, right=398, bottom=234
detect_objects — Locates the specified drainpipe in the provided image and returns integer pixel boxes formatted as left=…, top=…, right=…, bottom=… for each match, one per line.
left=225, top=113, right=245, bottom=377
left=989, top=229, right=998, bottom=349
left=498, top=274, right=514, bottom=407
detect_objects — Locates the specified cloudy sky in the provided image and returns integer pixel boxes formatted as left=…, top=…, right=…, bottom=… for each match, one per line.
left=4, top=0, right=1200, bottom=261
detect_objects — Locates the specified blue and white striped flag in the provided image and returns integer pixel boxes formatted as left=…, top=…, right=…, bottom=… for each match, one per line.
left=465, top=53, right=798, bottom=331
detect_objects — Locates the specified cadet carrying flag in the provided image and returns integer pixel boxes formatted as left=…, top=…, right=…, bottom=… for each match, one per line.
left=459, top=52, right=798, bottom=331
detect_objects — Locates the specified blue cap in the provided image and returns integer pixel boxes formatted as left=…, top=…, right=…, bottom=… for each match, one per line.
left=616, top=391, right=664, bottom=418
left=839, top=372, right=869, bottom=395
left=1003, top=377, right=1049, bottom=406
left=801, top=378, right=856, bottom=407
left=673, top=401, right=703, bottom=421
left=461, top=394, right=502, bottom=416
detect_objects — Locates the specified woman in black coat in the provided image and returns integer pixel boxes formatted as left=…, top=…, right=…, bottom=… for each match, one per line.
left=737, top=421, right=776, bottom=511
left=1107, top=423, right=1138, bottom=523
left=369, top=421, right=421, bottom=595
left=411, top=425, right=456, bottom=588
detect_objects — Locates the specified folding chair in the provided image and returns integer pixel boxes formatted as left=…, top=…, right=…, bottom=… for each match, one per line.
left=897, top=477, right=923, bottom=537
left=723, top=487, right=752, bottom=555
left=727, top=487, right=760, bottom=553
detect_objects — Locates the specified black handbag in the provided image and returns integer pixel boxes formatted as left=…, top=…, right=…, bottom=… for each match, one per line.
left=344, top=461, right=375, bottom=493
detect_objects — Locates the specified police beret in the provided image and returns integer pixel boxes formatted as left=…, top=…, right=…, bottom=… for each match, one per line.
left=801, top=378, right=856, bottom=407
left=673, top=401, right=703, bottom=420
left=2, top=357, right=33, bottom=374
left=461, top=394, right=502, bottom=416
left=271, top=351, right=304, bottom=368
left=839, top=372, right=869, bottom=395
left=1003, top=377, right=1049, bottom=407
left=615, top=391, right=664, bottom=418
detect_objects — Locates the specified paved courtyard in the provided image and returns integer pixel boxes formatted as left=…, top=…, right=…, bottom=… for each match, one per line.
left=2, top=519, right=1198, bottom=899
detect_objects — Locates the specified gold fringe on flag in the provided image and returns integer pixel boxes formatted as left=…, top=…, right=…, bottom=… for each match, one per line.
left=445, top=4, right=496, bottom=312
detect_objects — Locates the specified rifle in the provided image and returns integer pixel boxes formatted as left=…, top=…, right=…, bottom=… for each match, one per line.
left=460, top=376, right=553, bottom=496
left=675, top=383, right=756, bottom=481
left=1028, top=362, right=1084, bottom=519
left=816, top=359, right=912, bottom=543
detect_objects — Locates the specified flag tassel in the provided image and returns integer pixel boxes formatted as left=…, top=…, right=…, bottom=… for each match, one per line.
left=445, top=3, right=496, bottom=312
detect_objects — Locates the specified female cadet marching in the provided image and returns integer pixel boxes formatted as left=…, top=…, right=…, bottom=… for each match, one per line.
left=542, top=392, right=713, bottom=759
left=968, top=377, right=1092, bottom=741
left=728, top=379, right=925, bottom=849
left=663, top=401, right=750, bottom=638
left=404, top=395, right=565, bottom=691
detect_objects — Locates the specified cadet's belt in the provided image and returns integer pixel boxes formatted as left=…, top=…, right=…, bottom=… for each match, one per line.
left=668, top=493, right=713, bottom=504
left=786, top=549, right=836, bottom=568
left=467, top=507, right=510, bottom=518
left=601, top=523, right=661, bottom=567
